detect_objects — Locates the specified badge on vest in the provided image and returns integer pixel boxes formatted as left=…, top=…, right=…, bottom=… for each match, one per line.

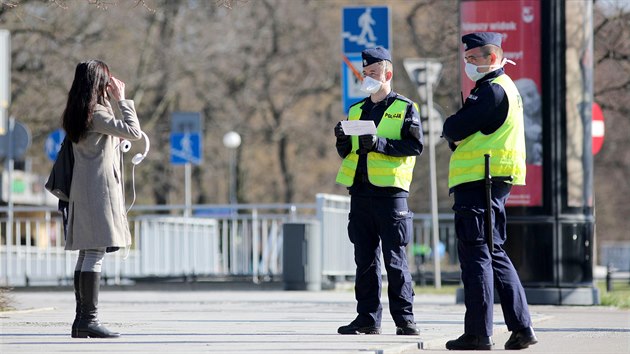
left=384, top=112, right=403, bottom=119
left=396, top=210, right=409, bottom=217
left=467, top=94, right=478, bottom=101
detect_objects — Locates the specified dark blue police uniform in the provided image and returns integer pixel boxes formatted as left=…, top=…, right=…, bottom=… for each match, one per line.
left=345, top=92, right=422, bottom=328
left=443, top=32, right=537, bottom=350
left=335, top=47, right=424, bottom=336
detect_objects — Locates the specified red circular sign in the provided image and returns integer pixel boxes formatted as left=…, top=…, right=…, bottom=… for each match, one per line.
left=592, top=102, right=605, bottom=155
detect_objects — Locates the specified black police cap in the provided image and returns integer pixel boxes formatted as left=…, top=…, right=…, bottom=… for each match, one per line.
left=361, top=46, right=391, bottom=67
left=462, top=32, right=502, bottom=51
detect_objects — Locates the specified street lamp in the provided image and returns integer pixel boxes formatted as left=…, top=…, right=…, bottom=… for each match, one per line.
left=222, top=131, right=241, bottom=205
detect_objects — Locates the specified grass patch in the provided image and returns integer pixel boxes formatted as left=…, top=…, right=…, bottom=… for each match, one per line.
left=597, top=280, right=630, bottom=309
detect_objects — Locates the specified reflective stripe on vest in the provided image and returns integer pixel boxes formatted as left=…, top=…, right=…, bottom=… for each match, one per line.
left=336, top=99, right=416, bottom=191
left=448, top=74, right=526, bottom=188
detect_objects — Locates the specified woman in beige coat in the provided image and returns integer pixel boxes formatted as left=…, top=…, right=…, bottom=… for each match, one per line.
left=62, top=60, right=142, bottom=338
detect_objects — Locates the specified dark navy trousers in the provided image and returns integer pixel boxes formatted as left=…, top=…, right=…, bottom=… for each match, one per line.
left=347, top=196, right=415, bottom=327
left=453, top=182, right=532, bottom=336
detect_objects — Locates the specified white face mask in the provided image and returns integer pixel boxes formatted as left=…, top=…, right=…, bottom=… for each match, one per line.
left=465, top=58, right=514, bottom=82
left=360, top=76, right=383, bottom=94
left=464, top=62, right=488, bottom=82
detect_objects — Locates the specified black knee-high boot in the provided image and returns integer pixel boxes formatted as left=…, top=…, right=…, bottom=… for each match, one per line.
left=71, top=271, right=81, bottom=338
left=75, top=272, right=120, bottom=338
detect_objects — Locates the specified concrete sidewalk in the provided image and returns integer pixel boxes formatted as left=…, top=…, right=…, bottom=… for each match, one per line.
left=0, top=286, right=628, bottom=353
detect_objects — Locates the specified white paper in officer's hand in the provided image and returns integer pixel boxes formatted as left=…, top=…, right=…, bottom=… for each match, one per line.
left=341, top=120, right=377, bottom=136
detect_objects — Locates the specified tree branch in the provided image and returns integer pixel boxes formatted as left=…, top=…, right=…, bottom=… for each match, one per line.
left=595, top=80, right=630, bottom=96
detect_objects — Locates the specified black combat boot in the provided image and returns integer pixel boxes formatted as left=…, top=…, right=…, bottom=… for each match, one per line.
left=446, top=333, right=493, bottom=350
left=71, top=271, right=81, bottom=338
left=337, top=319, right=381, bottom=334
left=505, top=326, right=538, bottom=350
left=395, top=320, right=420, bottom=335
left=75, top=272, right=120, bottom=338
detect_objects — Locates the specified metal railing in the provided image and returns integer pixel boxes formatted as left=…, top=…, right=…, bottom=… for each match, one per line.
left=0, top=196, right=456, bottom=287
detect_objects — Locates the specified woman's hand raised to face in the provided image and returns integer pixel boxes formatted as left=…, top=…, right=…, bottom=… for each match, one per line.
left=107, top=76, right=126, bottom=101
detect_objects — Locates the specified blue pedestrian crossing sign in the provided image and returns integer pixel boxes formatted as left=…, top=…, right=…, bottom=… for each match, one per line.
left=342, top=6, right=391, bottom=54
left=171, top=111, right=203, bottom=165
left=45, top=128, right=65, bottom=161
left=170, top=132, right=202, bottom=165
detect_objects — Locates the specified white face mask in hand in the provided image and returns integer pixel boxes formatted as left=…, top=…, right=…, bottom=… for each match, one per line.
left=360, top=76, right=383, bottom=94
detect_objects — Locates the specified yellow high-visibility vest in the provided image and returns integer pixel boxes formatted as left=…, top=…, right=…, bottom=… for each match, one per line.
left=336, top=98, right=416, bottom=191
left=448, top=74, right=526, bottom=188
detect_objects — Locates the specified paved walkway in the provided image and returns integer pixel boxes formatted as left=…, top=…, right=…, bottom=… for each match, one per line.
left=1, top=285, right=628, bottom=353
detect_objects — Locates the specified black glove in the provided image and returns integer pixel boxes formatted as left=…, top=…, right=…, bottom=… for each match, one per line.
left=356, top=134, right=377, bottom=155
left=336, top=138, right=351, bottom=158
left=334, top=122, right=351, bottom=158
left=441, top=134, right=458, bottom=152
left=334, top=122, right=346, bottom=138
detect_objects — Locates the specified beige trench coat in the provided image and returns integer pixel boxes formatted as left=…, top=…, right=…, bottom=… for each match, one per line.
left=64, top=100, right=142, bottom=251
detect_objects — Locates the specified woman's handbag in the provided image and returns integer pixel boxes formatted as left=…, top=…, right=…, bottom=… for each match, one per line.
left=45, top=136, right=74, bottom=202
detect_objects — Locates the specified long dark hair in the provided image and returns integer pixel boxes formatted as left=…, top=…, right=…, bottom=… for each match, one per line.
left=62, top=60, right=111, bottom=143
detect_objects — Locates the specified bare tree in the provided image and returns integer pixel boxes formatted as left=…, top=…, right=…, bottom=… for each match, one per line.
left=592, top=0, right=630, bottom=241
left=1, top=0, right=628, bottom=245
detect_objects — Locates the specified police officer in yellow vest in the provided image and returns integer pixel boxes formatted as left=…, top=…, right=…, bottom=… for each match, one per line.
left=335, top=47, right=423, bottom=336
left=442, top=32, right=538, bottom=350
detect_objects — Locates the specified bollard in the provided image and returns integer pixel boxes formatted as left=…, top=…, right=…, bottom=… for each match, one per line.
left=606, top=263, right=613, bottom=292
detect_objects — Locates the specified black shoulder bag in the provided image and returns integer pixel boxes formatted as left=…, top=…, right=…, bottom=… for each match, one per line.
left=45, top=136, right=74, bottom=202
left=45, top=136, right=74, bottom=239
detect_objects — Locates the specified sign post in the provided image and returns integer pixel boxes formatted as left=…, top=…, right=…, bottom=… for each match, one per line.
left=171, top=112, right=203, bottom=217
left=0, top=30, right=10, bottom=136
left=403, top=58, right=443, bottom=288
left=0, top=118, right=31, bottom=285
left=1, top=31, right=12, bottom=284
left=341, top=6, right=391, bottom=113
